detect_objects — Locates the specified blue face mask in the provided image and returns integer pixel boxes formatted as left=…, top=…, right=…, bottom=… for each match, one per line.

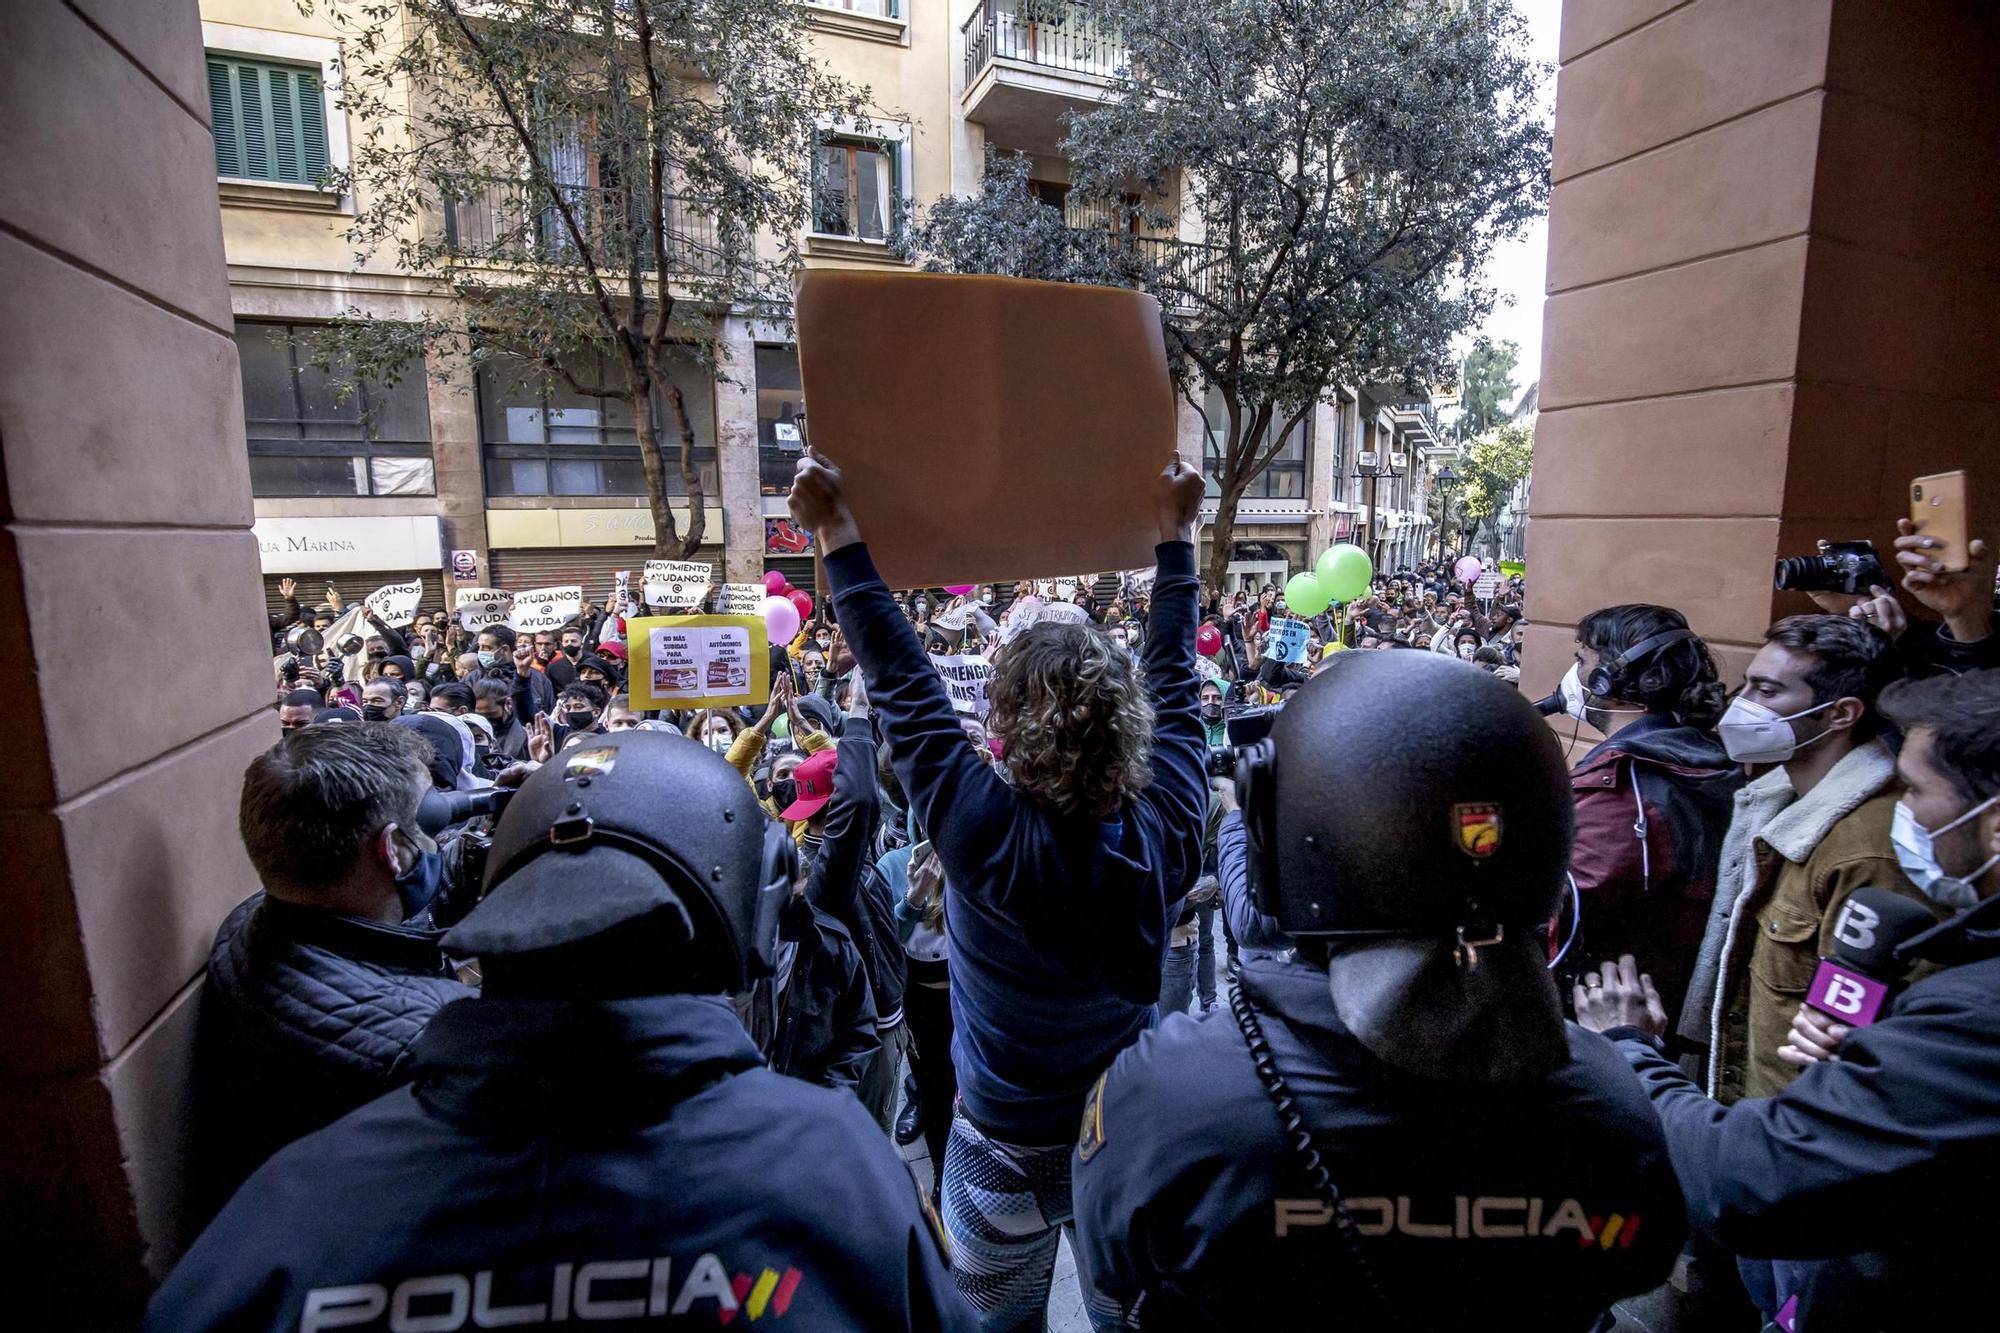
left=477, top=650, right=499, bottom=668
left=393, top=828, right=443, bottom=921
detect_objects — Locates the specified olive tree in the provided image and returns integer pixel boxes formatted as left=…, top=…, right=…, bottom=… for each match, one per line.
left=909, top=0, right=1549, bottom=588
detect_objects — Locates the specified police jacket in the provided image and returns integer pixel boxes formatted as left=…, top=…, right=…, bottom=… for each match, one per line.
left=1611, top=891, right=2000, bottom=1332
left=1071, top=956, right=1686, bottom=1330
left=194, top=893, right=472, bottom=1213
left=150, top=993, right=972, bottom=1332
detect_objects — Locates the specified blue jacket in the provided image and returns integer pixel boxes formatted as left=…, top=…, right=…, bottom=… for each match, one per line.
left=1072, top=956, right=1686, bottom=1328
left=1610, top=891, right=2000, bottom=1331
left=151, top=993, right=974, bottom=1332
left=194, top=893, right=473, bottom=1213
left=827, top=540, right=1206, bottom=1142
left=1217, top=807, right=1289, bottom=956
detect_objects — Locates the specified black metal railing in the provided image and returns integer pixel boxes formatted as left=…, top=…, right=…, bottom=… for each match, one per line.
left=1065, top=227, right=1228, bottom=311
left=963, top=0, right=1129, bottom=88
left=437, top=177, right=723, bottom=277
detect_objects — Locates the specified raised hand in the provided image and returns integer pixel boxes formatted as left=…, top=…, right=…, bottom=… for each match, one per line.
left=1894, top=517, right=1994, bottom=643
left=788, top=452, right=861, bottom=555
left=527, top=714, right=554, bottom=764
left=278, top=577, right=297, bottom=601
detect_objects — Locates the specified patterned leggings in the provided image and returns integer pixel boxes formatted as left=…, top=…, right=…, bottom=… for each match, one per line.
left=940, top=1107, right=1126, bottom=1331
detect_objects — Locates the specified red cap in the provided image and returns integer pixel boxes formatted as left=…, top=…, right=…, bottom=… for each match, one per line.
left=598, top=641, right=628, bottom=661
left=780, top=749, right=838, bottom=821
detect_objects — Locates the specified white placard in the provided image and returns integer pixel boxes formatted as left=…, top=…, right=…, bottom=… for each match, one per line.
left=647, top=623, right=754, bottom=702
left=711, top=583, right=766, bottom=615
left=644, top=560, right=712, bottom=610
left=1473, top=573, right=1502, bottom=601
left=508, top=585, right=583, bottom=633
left=363, top=580, right=422, bottom=627
left=935, top=654, right=995, bottom=719
left=454, top=587, right=513, bottom=632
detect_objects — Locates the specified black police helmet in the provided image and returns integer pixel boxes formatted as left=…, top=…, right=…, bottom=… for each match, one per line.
left=1239, top=651, right=1575, bottom=1081
left=443, top=731, right=792, bottom=992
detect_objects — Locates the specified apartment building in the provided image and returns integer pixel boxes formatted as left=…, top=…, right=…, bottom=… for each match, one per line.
left=204, top=0, right=1434, bottom=610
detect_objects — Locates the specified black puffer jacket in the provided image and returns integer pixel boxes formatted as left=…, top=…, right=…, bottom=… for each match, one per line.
left=193, top=893, right=473, bottom=1215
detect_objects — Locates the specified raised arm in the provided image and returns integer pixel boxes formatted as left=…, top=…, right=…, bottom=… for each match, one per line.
left=1134, top=462, right=1208, bottom=894
left=792, top=456, right=1015, bottom=872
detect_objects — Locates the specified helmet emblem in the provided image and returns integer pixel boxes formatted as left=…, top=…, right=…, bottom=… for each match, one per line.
left=1454, top=803, right=1503, bottom=858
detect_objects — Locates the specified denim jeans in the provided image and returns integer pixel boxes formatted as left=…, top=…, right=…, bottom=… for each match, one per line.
left=1159, top=942, right=1195, bottom=1018
left=1195, top=902, right=1218, bottom=1008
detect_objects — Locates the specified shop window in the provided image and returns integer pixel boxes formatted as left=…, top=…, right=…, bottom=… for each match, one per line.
left=756, top=345, right=805, bottom=496
left=1202, top=386, right=1308, bottom=501
left=236, top=322, right=433, bottom=498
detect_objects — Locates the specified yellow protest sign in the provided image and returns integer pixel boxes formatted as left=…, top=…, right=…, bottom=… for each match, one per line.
left=628, top=614, right=770, bottom=711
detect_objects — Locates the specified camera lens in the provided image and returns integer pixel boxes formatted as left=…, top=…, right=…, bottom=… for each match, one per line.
left=1774, top=556, right=1820, bottom=592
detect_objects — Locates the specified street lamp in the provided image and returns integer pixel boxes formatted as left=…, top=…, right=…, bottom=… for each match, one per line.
left=1353, top=443, right=1405, bottom=570
left=1432, top=463, right=1458, bottom=560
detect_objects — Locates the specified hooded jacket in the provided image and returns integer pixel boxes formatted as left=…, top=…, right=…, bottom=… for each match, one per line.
left=152, top=994, right=971, bottom=1332
left=828, top=540, right=1206, bottom=1142
left=1072, top=956, right=1685, bottom=1329
left=1612, top=890, right=2000, bottom=1333
left=1568, top=713, right=1744, bottom=1027
left=193, top=893, right=472, bottom=1215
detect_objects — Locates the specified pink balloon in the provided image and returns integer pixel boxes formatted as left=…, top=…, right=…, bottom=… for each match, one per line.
left=788, top=589, right=814, bottom=622
left=1453, top=556, right=1483, bottom=584
left=1196, top=624, right=1222, bottom=656
left=945, top=584, right=976, bottom=597
left=760, top=594, right=800, bottom=646
left=763, top=570, right=788, bottom=595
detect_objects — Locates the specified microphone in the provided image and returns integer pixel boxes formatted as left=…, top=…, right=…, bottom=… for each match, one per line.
left=1803, top=888, right=1936, bottom=1026
left=1532, top=689, right=1565, bottom=717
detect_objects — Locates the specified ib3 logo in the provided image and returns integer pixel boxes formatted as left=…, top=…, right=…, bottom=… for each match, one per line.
left=1276, top=1196, right=1645, bottom=1250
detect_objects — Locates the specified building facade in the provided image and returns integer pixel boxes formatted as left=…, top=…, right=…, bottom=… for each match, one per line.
left=205, top=0, right=1439, bottom=611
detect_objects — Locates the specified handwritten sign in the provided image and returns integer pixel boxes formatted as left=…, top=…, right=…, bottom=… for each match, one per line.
left=1266, top=617, right=1312, bottom=666
left=455, top=587, right=512, bottom=632
left=363, top=581, right=422, bottom=627
left=935, top=654, right=995, bottom=719
left=711, top=583, right=766, bottom=615
left=1473, top=572, right=1502, bottom=601
left=613, top=569, right=631, bottom=607
left=644, top=560, right=712, bottom=610
left=629, top=614, right=771, bottom=710
left=508, top=585, right=583, bottom=633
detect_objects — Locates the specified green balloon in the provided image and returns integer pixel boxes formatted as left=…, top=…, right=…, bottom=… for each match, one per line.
left=1316, top=543, right=1373, bottom=603
left=1284, top=571, right=1331, bottom=616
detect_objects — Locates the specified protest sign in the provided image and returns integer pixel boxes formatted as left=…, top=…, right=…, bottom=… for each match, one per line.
left=363, top=580, right=423, bottom=627
left=450, top=549, right=479, bottom=580
left=1473, top=572, right=1502, bottom=601
left=613, top=569, right=631, bottom=607
left=454, top=587, right=512, bottom=632
left=795, top=271, right=1175, bottom=589
left=935, top=654, right=995, bottom=719
left=711, top=583, right=765, bottom=615
left=629, top=615, right=771, bottom=710
left=644, top=560, right=711, bottom=610
left=508, top=585, right=583, bottom=633
left=1267, top=617, right=1312, bottom=666
left=1122, top=568, right=1156, bottom=598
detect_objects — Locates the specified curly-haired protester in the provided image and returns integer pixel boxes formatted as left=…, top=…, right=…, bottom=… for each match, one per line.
left=1562, top=603, right=1744, bottom=1027
left=792, top=453, right=1207, bottom=1331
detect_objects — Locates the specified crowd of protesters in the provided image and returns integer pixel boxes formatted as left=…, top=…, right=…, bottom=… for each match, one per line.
left=150, top=475, right=2000, bottom=1332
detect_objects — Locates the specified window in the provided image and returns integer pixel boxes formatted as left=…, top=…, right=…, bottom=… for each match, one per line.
left=814, top=135, right=898, bottom=241
left=808, top=0, right=901, bottom=14
left=236, top=324, right=431, bottom=498
left=207, top=54, right=329, bottom=185
left=1203, top=388, right=1309, bottom=501
left=755, top=345, right=805, bottom=496
left=476, top=349, right=718, bottom=499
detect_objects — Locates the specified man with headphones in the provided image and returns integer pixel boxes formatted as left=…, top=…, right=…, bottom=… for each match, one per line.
left=1070, top=652, right=1686, bottom=1330
left=1561, top=604, right=1742, bottom=1028
left=149, top=731, right=975, bottom=1331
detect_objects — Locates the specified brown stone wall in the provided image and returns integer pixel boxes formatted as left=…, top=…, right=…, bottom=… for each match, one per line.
left=1526, top=0, right=2000, bottom=698
left=0, top=0, right=273, bottom=1322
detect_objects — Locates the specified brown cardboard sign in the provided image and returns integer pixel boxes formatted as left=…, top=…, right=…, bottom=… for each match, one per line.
left=795, top=271, right=1177, bottom=590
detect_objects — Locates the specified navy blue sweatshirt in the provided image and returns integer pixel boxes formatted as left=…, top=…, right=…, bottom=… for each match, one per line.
left=827, top=540, right=1206, bottom=1142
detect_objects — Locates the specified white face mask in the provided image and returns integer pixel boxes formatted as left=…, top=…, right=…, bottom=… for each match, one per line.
left=1716, top=695, right=1837, bottom=764
left=704, top=729, right=733, bottom=754
left=1558, top=661, right=1647, bottom=725
left=1892, top=795, right=1999, bottom=910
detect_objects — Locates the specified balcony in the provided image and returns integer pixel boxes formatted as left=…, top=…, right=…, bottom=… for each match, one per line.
left=961, top=1, right=1128, bottom=155
left=1064, top=227, right=1226, bottom=314
left=437, top=178, right=723, bottom=278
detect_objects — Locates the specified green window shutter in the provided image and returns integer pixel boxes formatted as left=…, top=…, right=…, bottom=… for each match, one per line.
left=207, top=58, right=241, bottom=176
left=205, top=54, right=331, bottom=185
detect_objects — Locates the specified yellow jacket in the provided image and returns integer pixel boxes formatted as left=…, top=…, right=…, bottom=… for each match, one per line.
left=727, top=722, right=831, bottom=844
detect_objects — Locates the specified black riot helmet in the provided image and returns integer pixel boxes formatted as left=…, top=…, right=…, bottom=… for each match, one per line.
left=443, top=731, right=792, bottom=994
left=1235, top=651, right=1575, bottom=1081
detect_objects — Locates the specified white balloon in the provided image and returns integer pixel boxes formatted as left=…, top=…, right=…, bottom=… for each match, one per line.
left=761, top=594, right=801, bottom=645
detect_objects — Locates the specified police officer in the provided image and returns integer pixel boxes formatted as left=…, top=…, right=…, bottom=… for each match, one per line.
left=149, top=730, right=975, bottom=1332
left=1070, top=651, right=1687, bottom=1329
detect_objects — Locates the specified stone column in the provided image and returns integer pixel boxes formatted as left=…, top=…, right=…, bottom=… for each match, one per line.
left=1526, top=0, right=2000, bottom=700
left=0, top=0, right=275, bottom=1321
left=714, top=316, right=765, bottom=583
left=426, top=341, right=490, bottom=587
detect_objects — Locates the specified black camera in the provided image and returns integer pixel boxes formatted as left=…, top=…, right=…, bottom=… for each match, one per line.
left=1205, top=704, right=1280, bottom=777
left=1775, top=540, right=1891, bottom=595
left=417, top=785, right=514, bottom=835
